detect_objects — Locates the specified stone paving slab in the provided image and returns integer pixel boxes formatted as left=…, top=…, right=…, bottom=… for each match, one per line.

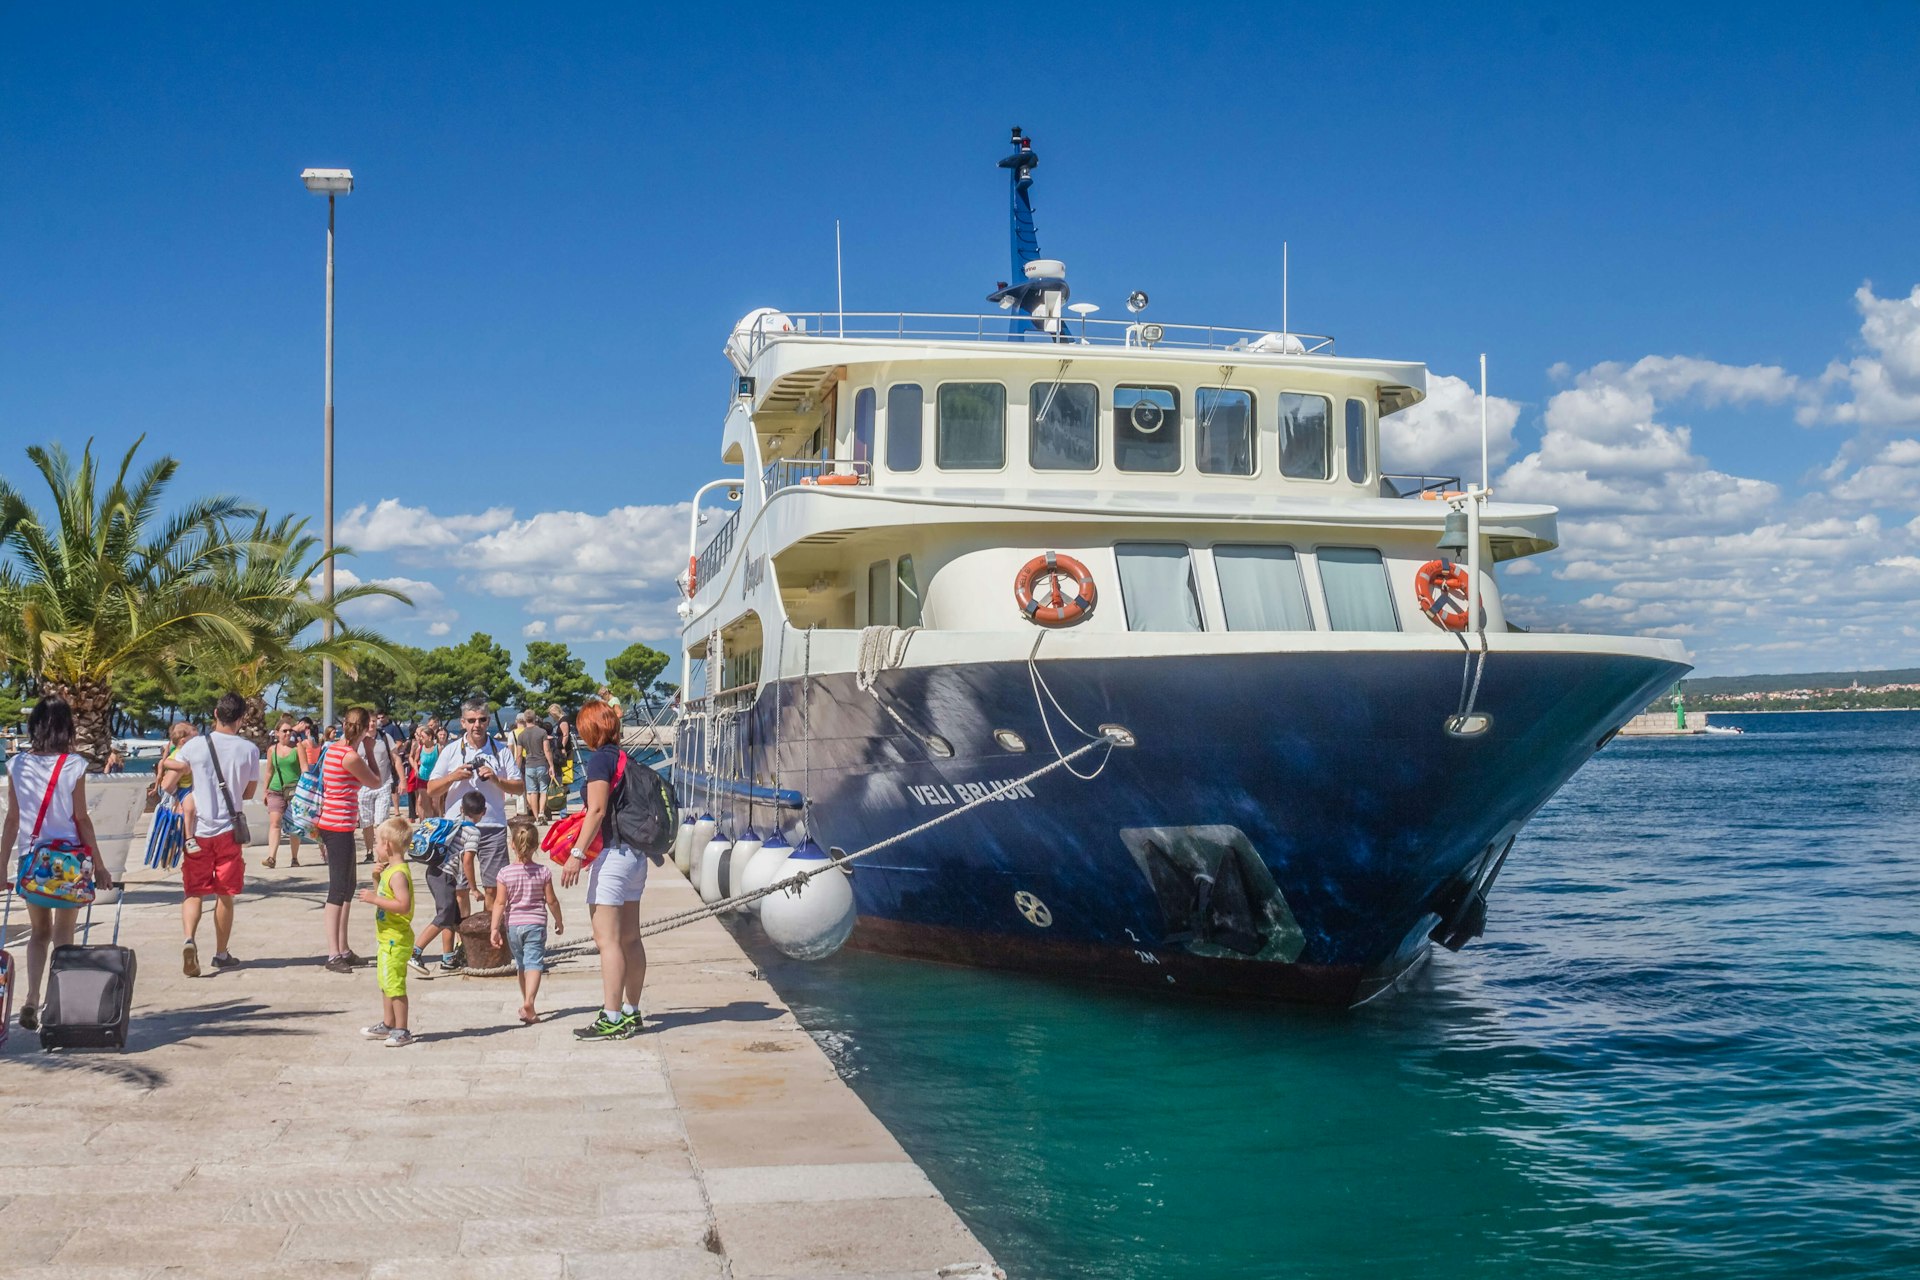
left=0, top=837, right=998, bottom=1278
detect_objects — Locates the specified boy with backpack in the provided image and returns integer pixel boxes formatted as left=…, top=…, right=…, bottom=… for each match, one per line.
left=410, top=791, right=484, bottom=975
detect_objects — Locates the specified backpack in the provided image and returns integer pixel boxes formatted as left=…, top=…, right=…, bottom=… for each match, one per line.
left=408, top=818, right=465, bottom=867
left=289, top=760, right=324, bottom=834
left=609, top=750, right=678, bottom=861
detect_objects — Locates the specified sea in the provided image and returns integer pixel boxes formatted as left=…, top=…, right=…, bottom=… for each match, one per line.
left=747, top=711, right=1920, bottom=1279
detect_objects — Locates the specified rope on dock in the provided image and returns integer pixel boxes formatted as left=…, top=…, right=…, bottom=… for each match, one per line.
left=461, top=729, right=1121, bottom=976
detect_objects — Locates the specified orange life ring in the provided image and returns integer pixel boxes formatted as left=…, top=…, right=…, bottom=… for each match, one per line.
left=1014, top=552, right=1097, bottom=626
left=1414, top=559, right=1471, bottom=631
left=799, top=473, right=862, bottom=486
left=685, top=554, right=697, bottom=597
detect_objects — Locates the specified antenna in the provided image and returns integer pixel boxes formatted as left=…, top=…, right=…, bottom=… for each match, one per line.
left=1282, top=241, right=1289, bottom=335
left=835, top=220, right=845, bottom=338
left=1479, top=353, right=1490, bottom=491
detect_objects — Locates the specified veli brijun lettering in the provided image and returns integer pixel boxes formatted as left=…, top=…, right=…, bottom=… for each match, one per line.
left=904, top=780, right=1036, bottom=807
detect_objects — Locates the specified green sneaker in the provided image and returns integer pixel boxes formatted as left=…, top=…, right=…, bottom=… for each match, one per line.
left=572, top=1011, right=634, bottom=1041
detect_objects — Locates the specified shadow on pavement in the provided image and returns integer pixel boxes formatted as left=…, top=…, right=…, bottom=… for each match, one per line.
left=645, top=1000, right=784, bottom=1032
left=134, top=999, right=333, bottom=1050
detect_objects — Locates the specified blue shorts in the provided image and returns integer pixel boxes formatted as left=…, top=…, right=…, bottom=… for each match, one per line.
left=506, top=922, right=547, bottom=973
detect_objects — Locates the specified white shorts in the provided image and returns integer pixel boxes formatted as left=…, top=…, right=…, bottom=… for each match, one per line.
left=586, top=845, right=648, bottom=906
left=358, top=788, right=393, bottom=827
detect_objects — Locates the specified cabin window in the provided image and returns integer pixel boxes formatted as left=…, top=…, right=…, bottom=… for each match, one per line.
left=867, top=560, right=895, bottom=626
left=1029, top=381, right=1099, bottom=471
left=1280, top=392, right=1332, bottom=480
left=896, top=556, right=922, bottom=627
left=1214, top=544, right=1313, bottom=631
left=852, top=388, right=875, bottom=468
left=1114, top=386, right=1181, bottom=473
left=1115, top=542, right=1204, bottom=632
left=937, top=382, right=1006, bottom=470
left=886, top=384, right=923, bottom=472
left=1196, top=388, right=1255, bottom=476
left=1344, top=398, right=1368, bottom=484
left=1318, top=547, right=1399, bottom=631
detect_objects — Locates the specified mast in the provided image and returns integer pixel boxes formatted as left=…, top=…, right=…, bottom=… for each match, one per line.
left=986, top=127, right=1069, bottom=341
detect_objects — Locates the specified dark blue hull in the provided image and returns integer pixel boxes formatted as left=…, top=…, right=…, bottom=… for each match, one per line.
left=675, top=647, right=1684, bottom=1006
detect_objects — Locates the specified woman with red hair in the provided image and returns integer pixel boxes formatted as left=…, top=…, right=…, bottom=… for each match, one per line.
left=561, top=699, right=647, bottom=1040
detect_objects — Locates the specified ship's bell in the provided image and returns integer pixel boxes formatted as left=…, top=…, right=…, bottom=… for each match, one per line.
left=1436, top=507, right=1470, bottom=560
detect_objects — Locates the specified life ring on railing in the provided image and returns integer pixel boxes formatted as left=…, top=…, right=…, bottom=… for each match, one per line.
left=1013, top=552, right=1098, bottom=626
left=1414, top=559, right=1471, bottom=631
left=685, top=554, right=697, bottom=597
left=799, top=473, right=862, bottom=486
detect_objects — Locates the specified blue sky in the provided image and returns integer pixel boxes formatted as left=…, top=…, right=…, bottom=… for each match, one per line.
left=4, top=3, right=1919, bottom=677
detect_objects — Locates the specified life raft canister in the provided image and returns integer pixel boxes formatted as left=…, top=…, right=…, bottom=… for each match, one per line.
left=1014, top=552, right=1098, bottom=626
left=685, top=554, right=698, bottom=597
left=1414, top=558, right=1472, bottom=631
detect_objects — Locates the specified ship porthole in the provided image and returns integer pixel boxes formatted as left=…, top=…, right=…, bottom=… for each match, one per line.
left=994, top=729, right=1027, bottom=753
left=1014, top=891, right=1053, bottom=928
left=1445, top=712, right=1492, bottom=738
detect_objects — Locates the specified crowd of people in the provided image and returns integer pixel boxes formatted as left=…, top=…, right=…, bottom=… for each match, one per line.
left=3, top=687, right=655, bottom=1047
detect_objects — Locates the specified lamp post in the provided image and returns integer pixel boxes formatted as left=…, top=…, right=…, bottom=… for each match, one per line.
left=300, top=167, right=352, bottom=728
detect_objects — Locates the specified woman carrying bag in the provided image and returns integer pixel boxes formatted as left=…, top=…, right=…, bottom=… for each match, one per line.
left=314, top=706, right=383, bottom=972
left=1, top=696, right=108, bottom=1031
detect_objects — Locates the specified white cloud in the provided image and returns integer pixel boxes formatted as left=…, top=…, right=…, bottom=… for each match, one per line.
left=426, top=621, right=451, bottom=637
left=331, top=568, right=443, bottom=621
left=1806, top=283, right=1920, bottom=427
left=522, top=620, right=548, bottom=637
left=1381, top=373, right=1520, bottom=479
left=339, top=499, right=514, bottom=552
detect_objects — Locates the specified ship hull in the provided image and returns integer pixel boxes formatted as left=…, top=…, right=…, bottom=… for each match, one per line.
left=675, top=645, right=1684, bottom=1007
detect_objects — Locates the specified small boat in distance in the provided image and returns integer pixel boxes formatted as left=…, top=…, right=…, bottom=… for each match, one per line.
left=670, top=129, right=1688, bottom=1006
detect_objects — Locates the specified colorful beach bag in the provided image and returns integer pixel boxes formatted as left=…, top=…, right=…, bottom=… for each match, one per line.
left=288, top=760, right=324, bottom=834
left=143, top=791, right=187, bottom=870
left=17, top=754, right=96, bottom=910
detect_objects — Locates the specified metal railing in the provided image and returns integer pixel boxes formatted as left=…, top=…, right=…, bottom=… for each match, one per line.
left=1381, top=474, right=1463, bottom=499
left=692, top=508, right=738, bottom=593
left=761, top=457, right=873, bottom=497
left=735, top=311, right=1336, bottom=362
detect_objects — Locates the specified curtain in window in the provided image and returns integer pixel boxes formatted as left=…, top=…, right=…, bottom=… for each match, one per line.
left=1030, top=382, right=1098, bottom=470
left=1280, top=393, right=1331, bottom=479
left=1214, top=545, right=1312, bottom=630
left=1196, top=389, right=1254, bottom=475
left=887, top=384, right=923, bottom=472
left=1318, top=547, right=1399, bottom=631
left=1116, top=543, right=1203, bottom=632
left=852, top=388, right=875, bottom=466
left=937, top=383, right=1006, bottom=469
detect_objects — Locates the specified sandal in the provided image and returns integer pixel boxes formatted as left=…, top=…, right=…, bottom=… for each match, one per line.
left=264, top=856, right=277, bottom=869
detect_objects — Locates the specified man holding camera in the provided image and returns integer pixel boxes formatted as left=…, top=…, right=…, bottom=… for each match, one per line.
left=425, top=695, right=525, bottom=910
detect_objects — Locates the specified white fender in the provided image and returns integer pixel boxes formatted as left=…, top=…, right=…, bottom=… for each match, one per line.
left=697, top=829, right=732, bottom=904
left=722, top=828, right=764, bottom=914
left=737, top=831, right=793, bottom=915
left=760, top=839, right=857, bottom=961
left=689, top=812, right=717, bottom=883
left=672, top=815, right=698, bottom=875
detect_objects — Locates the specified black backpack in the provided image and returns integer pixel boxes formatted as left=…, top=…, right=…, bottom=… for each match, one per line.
left=609, top=751, right=678, bottom=861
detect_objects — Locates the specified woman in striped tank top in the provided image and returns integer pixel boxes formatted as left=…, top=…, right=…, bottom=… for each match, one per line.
left=317, top=706, right=382, bottom=973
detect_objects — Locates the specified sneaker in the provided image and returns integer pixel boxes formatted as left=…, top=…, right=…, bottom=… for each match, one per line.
left=182, top=941, right=200, bottom=978
left=344, top=950, right=367, bottom=967
left=437, top=953, right=463, bottom=973
left=324, top=955, right=354, bottom=974
left=410, top=949, right=431, bottom=975
left=19, top=1004, right=38, bottom=1031
left=360, top=1022, right=392, bottom=1039
left=572, top=1011, right=635, bottom=1041
left=384, top=1029, right=416, bottom=1048
left=211, top=952, right=240, bottom=970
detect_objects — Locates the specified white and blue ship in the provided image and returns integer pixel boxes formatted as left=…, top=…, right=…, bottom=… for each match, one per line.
left=672, top=130, right=1688, bottom=1005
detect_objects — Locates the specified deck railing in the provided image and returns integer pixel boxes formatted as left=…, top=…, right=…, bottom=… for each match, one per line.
left=761, top=457, right=873, bottom=497
left=737, top=311, right=1335, bottom=362
left=692, top=508, right=739, bottom=594
left=1380, top=474, right=1463, bottom=499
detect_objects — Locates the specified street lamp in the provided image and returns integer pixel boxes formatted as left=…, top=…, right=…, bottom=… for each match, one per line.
left=301, top=167, right=352, bottom=727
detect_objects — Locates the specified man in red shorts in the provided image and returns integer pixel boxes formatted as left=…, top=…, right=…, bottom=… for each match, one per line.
left=159, top=692, right=260, bottom=976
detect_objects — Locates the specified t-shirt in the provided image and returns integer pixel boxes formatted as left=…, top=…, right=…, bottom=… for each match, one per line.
left=495, top=861, right=551, bottom=927
left=374, top=862, right=414, bottom=939
left=317, top=740, right=363, bottom=833
left=429, top=738, right=520, bottom=827
left=7, top=752, right=81, bottom=858
left=363, top=733, right=395, bottom=787
left=583, top=744, right=622, bottom=850
left=518, top=722, right=550, bottom=772
left=173, top=731, right=261, bottom=838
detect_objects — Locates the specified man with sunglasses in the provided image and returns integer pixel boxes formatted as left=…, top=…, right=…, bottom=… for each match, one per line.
left=425, top=695, right=525, bottom=910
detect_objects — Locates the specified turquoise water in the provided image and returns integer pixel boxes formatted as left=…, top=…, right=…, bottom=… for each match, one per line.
left=748, top=711, right=1920, bottom=1278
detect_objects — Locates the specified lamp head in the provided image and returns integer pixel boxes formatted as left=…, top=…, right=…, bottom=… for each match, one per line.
left=1126, top=290, right=1149, bottom=313
left=301, top=168, right=354, bottom=195
left=1436, top=507, right=1471, bottom=559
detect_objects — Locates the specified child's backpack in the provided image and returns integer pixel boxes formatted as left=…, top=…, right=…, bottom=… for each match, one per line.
left=408, top=818, right=465, bottom=868
left=288, top=760, right=324, bottom=834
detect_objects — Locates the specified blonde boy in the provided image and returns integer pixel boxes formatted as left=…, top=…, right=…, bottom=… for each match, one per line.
left=357, top=816, right=416, bottom=1047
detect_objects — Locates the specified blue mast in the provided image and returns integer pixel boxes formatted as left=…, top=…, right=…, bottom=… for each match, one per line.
left=986, top=126, right=1068, bottom=340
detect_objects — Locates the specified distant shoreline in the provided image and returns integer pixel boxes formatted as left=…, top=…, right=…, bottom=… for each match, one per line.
left=1706, top=707, right=1920, bottom=715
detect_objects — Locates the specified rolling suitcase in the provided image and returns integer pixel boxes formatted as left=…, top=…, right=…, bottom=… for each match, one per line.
left=40, top=892, right=136, bottom=1051
left=0, top=881, right=15, bottom=1051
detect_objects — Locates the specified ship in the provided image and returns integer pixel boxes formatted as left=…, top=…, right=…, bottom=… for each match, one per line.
left=670, top=128, right=1688, bottom=1006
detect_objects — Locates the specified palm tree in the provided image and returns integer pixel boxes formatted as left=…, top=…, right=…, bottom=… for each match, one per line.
left=0, top=439, right=259, bottom=765
left=184, top=514, right=416, bottom=745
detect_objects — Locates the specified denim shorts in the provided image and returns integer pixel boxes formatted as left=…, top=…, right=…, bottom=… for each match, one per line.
left=506, top=923, right=547, bottom=973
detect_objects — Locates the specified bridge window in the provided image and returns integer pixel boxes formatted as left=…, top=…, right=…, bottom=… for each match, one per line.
left=1280, top=392, right=1332, bottom=480
left=886, top=384, right=923, bottom=472
left=1114, top=386, right=1180, bottom=473
left=1196, top=388, right=1255, bottom=476
left=866, top=559, right=894, bottom=626
left=1214, top=544, right=1313, bottom=631
left=937, top=382, right=1006, bottom=470
left=1318, top=547, right=1399, bottom=631
left=1116, top=542, right=1203, bottom=632
left=1344, top=398, right=1368, bottom=484
left=1029, top=381, right=1099, bottom=471
left=896, top=556, right=922, bottom=627
left=852, top=388, right=875, bottom=467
